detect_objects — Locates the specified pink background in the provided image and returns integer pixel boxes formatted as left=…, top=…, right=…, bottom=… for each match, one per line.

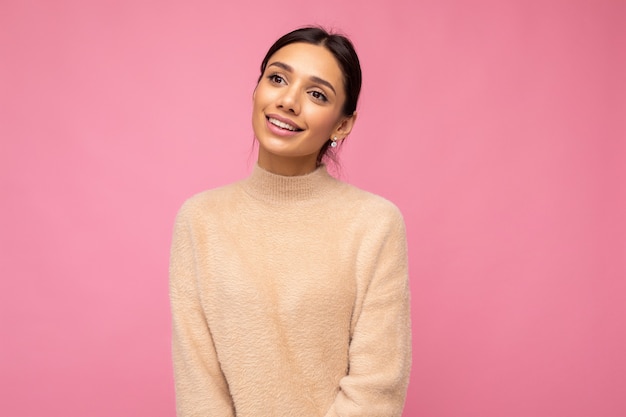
left=1, top=1, right=624, bottom=416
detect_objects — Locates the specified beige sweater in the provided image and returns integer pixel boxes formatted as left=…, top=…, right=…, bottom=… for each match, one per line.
left=169, top=164, right=412, bottom=417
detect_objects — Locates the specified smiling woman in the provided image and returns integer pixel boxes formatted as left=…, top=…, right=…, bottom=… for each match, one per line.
left=253, top=42, right=355, bottom=176
left=169, top=26, right=412, bottom=417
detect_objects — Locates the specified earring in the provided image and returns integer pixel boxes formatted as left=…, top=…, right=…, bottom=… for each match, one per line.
left=330, top=136, right=338, bottom=148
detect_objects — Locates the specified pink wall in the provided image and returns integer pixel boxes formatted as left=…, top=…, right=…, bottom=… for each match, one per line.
left=1, top=1, right=624, bottom=416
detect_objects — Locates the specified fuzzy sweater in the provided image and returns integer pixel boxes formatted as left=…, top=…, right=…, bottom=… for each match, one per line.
left=169, top=164, right=412, bottom=417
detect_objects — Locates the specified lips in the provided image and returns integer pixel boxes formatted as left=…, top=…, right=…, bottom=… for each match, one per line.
left=266, top=114, right=303, bottom=132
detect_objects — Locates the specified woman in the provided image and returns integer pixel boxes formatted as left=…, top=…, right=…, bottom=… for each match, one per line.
left=169, top=27, right=411, bottom=417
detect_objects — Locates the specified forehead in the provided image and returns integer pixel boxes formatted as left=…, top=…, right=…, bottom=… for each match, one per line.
left=267, top=42, right=345, bottom=91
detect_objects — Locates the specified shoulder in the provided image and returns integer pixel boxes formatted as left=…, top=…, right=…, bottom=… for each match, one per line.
left=340, top=182, right=404, bottom=219
left=333, top=181, right=406, bottom=233
left=174, top=180, right=243, bottom=224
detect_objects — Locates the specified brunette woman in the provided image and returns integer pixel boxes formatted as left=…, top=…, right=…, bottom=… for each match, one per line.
left=170, top=26, right=411, bottom=417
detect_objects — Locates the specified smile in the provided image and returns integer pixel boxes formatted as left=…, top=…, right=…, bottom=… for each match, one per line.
left=267, top=117, right=302, bottom=132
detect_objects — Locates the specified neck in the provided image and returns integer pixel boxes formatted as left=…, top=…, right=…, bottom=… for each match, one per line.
left=257, top=152, right=319, bottom=176
left=243, top=163, right=336, bottom=203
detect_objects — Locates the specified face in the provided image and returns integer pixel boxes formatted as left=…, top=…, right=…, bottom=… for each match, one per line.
left=252, top=42, right=356, bottom=175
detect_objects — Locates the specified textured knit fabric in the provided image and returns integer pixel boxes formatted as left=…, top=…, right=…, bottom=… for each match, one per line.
left=169, top=164, right=412, bottom=417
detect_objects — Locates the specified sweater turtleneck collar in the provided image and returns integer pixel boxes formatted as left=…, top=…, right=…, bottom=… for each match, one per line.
left=242, top=163, right=338, bottom=203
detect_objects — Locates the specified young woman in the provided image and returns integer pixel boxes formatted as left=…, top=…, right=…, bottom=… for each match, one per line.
left=169, top=27, right=412, bottom=417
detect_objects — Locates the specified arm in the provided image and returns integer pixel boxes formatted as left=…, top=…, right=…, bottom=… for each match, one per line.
left=325, top=209, right=412, bottom=417
left=169, top=206, right=235, bottom=417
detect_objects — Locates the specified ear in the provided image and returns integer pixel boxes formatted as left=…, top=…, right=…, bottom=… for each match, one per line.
left=332, top=111, right=358, bottom=141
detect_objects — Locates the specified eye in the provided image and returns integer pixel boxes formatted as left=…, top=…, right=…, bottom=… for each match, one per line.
left=309, top=90, right=328, bottom=102
left=267, top=73, right=286, bottom=85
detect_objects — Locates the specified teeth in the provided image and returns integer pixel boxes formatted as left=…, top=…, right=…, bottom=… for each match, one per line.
left=269, top=117, right=298, bottom=131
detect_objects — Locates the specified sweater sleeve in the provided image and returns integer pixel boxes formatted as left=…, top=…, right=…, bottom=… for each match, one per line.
left=169, top=205, right=235, bottom=417
left=324, top=207, right=412, bottom=417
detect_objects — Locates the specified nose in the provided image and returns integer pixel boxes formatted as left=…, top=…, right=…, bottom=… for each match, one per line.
left=276, top=85, right=300, bottom=115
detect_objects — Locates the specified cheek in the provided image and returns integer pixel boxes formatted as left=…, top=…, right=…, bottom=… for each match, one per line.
left=253, top=84, right=276, bottom=108
left=252, top=91, right=264, bottom=112
left=311, top=109, right=342, bottom=134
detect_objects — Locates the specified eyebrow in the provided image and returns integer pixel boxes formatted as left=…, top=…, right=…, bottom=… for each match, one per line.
left=268, top=61, right=337, bottom=95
